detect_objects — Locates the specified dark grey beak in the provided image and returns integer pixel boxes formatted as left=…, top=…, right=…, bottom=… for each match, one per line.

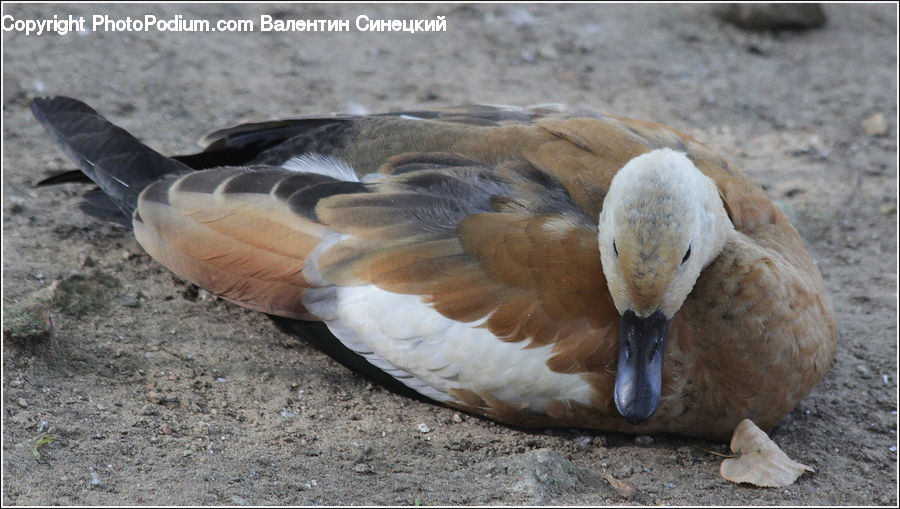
left=614, top=309, right=670, bottom=424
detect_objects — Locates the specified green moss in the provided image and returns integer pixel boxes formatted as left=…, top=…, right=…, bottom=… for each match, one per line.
left=3, top=304, right=53, bottom=342
left=49, top=271, right=121, bottom=317
left=32, top=436, right=57, bottom=459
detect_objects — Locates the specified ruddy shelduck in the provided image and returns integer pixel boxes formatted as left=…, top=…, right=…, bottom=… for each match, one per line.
left=32, top=97, right=837, bottom=441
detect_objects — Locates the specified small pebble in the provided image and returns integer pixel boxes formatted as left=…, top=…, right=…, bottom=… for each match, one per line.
left=538, top=44, right=558, bottom=59
left=574, top=435, right=593, bottom=449
left=863, top=113, right=887, bottom=137
left=451, top=413, right=463, bottom=423
left=634, top=435, right=653, bottom=446
left=89, top=467, right=101, bottom=487
left=353, top=463, right=374, bottom=474
left=417, top=423, right=431, bottom=433
left=604, top=473, right=636, bottom=499
left=16, top=398, right=28, bottom=409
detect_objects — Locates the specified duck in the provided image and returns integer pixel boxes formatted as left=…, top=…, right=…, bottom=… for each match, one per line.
left=31, top=96, right=837, bottom=442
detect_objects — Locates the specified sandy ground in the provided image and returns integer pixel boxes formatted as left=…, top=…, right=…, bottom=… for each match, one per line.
left=2, top=3, right=897, bottom=505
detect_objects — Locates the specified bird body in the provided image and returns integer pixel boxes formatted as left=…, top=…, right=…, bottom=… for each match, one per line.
left=32, top=97, right=837, bottom=441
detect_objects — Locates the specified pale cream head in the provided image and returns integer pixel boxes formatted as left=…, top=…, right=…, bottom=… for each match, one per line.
left=597, top=148, right=733, bottom=318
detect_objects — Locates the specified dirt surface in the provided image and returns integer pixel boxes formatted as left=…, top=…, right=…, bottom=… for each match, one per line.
left=2, top=3, right=897, bottom=505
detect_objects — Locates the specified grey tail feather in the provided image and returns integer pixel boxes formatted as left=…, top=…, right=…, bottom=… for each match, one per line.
left=31, top=96, right=191, bottom=219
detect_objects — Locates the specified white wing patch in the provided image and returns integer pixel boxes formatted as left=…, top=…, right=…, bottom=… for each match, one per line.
left=281, top=153, right=359, bottom=182
left=301, top=284, right=596, bottom=411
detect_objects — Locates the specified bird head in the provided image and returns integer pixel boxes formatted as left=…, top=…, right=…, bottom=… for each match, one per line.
left=597, top=148, right=733, bottom=424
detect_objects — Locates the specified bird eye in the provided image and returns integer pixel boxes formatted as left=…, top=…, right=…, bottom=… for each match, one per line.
left=613, top=240, right=618, bottom=258
left=681, top=245, right=692, bottom=265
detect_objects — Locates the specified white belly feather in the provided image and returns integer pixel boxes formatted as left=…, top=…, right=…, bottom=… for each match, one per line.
left=302, top=284, right=596, bottom=411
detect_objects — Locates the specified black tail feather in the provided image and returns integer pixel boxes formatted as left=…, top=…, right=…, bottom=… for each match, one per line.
left=31, top=96, right=192, bottom=219
left=78, top=189, right=131, bottom=227
left=35, top=169, right=93, bottom=186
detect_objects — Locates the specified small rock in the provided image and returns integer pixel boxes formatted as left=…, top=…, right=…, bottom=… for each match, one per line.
left=119, top=294, right=142, bottom=308
left=574, top=436, right=593, bottom=449
left=504, top=449, right=584, bottom=504
left=538, top=44, right=558, bottom=60
left=862, top=113, right=887, bottom=137
left=417, top=423, right=431, bottom=433
left=719, top=4, right=827, bottom=30
left=16, top=398, right=28, bottom=409
left=634, top=435, right=654, bottom=446
left=604, top=473, right=636, bottom=500
left=89, top=467, right=102, bottom=487
left=452, top=413, right=463, bottom=423
left=353, top=463, right=374, bottom=474
left=8, top=200, right=25, bottom=214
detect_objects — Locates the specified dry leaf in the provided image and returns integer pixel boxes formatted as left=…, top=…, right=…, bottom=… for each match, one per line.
left=720, top=419, right=814, bottom=487
left=603, top=473, right=636, bottom=499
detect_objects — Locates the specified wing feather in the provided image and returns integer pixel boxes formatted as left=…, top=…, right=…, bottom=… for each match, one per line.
left=312, top=157, right=619, bottom=383
left=132, top=166, right=356, bottom=319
